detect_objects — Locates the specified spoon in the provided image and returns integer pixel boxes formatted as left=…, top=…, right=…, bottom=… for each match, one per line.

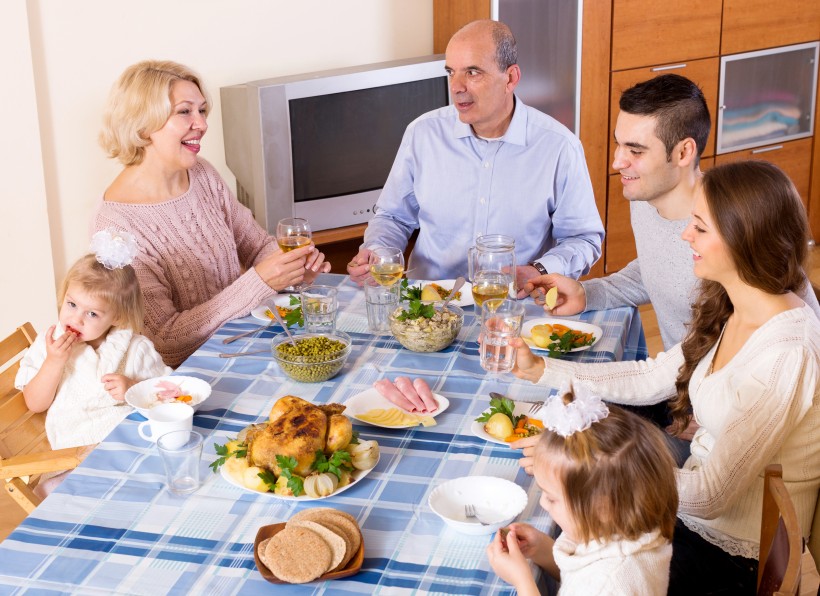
left=219, top=349, right=270, bottom=358
left=270, top=302, right=297, bottom=345
left=440, top=276, right=466, bottom=311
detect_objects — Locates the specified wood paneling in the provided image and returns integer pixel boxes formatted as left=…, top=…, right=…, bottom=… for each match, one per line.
left=811, top=62, right=820, bottom=240
left=608, top=58, right=720, bottom=174
left=722, top=0, right=820, bottom=55
left=578, top=0, right=613, bottom=280
left=715, top=138, right=813, bottom=207
left=611, top=0, right=722, bottom=71
left=432, top=0, right=490, bottom=53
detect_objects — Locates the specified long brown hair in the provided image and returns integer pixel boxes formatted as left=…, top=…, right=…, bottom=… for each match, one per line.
left=536, top=394, right=678, bottom=543
left=669, top=160, right=809, bottom=432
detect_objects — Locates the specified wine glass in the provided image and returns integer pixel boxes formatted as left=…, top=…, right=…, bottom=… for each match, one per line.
left=276, top=217, right=312, bottom=291
left=368, top=246, right=405, bottom=286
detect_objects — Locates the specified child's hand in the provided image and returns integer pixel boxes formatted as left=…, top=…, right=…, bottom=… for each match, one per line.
left=486, top=526, right=539, bottom=595
left=509, top=435, right=541, bottom=476
left=506, top=523, right=549, bottom=560
left=101, top=374, right=134, bottom=402
left=44, top=325, right=79, bottom=365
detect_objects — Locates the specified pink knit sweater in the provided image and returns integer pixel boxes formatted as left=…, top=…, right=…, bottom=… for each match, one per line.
left=93, top=159, right=278, bottom=367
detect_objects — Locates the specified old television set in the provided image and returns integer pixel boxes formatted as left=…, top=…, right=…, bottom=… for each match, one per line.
left=221, top=55, right=449, bottom=233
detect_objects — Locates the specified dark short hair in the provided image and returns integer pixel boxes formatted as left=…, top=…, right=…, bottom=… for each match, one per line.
left=619, top=74, right=710, bottom=164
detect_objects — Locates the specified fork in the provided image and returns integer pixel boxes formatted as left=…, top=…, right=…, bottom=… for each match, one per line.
left=222, top=320, right=274, bottom=345
left=464, top=504, right=489, bottom=525
left=528, top=401, right=544, bottom=415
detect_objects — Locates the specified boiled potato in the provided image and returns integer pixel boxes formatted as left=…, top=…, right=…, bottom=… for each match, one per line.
left=545, top=287, right=558, bottom=310
left=243, top=465, right=269, bottom=492
left=421, top=284, right=442, bottom=302
left=484, top=412, right=514, bottom=440
left=530, top=324, right=554, bottom=349
left=225, top=439, right=243, bottom=455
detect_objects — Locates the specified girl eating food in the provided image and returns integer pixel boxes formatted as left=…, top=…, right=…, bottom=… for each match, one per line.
left=486, top=386, right=678, bottom=595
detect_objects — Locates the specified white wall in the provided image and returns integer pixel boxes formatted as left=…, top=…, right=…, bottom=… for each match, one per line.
left=1, top=0, right=433, bottom=339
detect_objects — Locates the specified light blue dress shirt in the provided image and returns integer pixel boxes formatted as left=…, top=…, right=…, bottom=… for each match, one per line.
left=363, top=97, right=604, bottom=280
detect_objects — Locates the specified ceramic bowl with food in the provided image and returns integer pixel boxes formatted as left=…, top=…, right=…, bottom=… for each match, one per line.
left=271, top=331, right=352, bottom=383
left=389, top=302, right=463, bottom=352
left=125, top=375, right=212, bottom=417
left=428, top=475, right=528, bottom=536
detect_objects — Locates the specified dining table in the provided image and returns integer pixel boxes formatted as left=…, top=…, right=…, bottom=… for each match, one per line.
left=0, top=274, right=647, bottom=595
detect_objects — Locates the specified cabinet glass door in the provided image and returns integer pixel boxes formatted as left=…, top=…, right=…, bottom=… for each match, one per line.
left=717, top=42, right=819, bottom=154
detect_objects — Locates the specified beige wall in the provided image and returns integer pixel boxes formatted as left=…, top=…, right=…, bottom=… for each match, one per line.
left=1, top=0, right=433, bottom=339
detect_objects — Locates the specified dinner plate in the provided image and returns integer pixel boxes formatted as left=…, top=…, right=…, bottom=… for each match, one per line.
left=344, top=388, right=450, bottom=428
left=254, top=522, right=364, bottom=583
left=220, top=453, right=379, bottom=501
left=470, top=400, right=544, bottom=446
left=125, top=375, right=212, bottom=417
left=406, top=279, right=474, bottom=307
left=520, top=318, right=603, bottom=353
left=250, top=295, right=299, bottom=322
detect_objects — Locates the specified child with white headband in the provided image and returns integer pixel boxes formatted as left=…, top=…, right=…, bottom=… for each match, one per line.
left=16, top=229, right=171, bottom=463
left=486, top=385, right=678, bottom=595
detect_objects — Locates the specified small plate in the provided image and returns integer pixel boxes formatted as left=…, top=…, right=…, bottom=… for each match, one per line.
left=254, top=522, right=364, bottom=584
left=407, top=279, right=474, bottom=307
left=470, top=400, right=543, bottom=446
left=220, top=454, right=378, bottom=501
left=251, top=296, right=298, bottom=322
left=125, top=375, right=212, bottom=417
left=520, top=318, right=602, bottom=353
left=344, top=388, right=450, bottom=428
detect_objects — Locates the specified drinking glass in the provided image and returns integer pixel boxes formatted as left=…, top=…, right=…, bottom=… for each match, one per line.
left=471, top=271, right=513, bottom=307
left=479, top=299, right=525, bottom=374
left=157, top=430, right=203, bottom=495
left=300, top=285, right=338, bottom=334
left=276, top=217, right=312, bottom=291
left=368, top=246, right=405, bottom=286
left=364, top=278, right=401, bottom=334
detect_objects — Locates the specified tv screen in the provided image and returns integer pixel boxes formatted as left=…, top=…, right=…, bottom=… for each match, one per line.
left=288, top=77, right=449, bottom=202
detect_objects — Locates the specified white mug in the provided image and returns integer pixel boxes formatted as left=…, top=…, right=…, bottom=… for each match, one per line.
left=138, top=403, right=193, bottom=445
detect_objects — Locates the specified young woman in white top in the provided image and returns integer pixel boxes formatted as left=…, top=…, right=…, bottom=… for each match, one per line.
left=487, top=388, right=678, bottom=595
left=510, top=160, right=820, bottom=594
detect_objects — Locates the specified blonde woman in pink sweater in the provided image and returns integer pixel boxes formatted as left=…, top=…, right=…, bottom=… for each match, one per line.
left=94, top=60, right=329, bottom=367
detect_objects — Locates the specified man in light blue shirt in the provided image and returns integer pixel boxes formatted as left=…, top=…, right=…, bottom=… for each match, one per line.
left=347, top=19, right=603, bottom=285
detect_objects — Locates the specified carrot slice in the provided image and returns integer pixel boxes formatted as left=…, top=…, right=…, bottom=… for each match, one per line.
left=529, top=419, right=544, bottom=429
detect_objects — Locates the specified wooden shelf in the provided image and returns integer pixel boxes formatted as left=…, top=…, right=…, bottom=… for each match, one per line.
left=312, top=224, right=367, bottom=246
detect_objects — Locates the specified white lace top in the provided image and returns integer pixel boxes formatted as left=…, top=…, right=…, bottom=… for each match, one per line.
left=539, top=305, right=820, bottom=559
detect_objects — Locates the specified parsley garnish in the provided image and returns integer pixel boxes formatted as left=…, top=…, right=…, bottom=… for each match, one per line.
left=209, top=440, right=247, bottom=473
left=400, top=278, right=422, bottom=301
left=275, top=454, right=305, bottom=496
left=285, top=295, right=304, bottom=328
left=396, top=299, right=435, bottom=321
left=547, top=329, right=595, bottom=358
left=258, top=469, right=278, bottom=491
left=312, top=450, right=353, bottom=481
left=474, top=396, right=525, bottom=426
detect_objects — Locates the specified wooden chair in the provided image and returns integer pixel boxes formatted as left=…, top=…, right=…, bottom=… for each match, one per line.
left=758, top=464, right=802, bottom=596
left=0, top=323, right=92, bottom=513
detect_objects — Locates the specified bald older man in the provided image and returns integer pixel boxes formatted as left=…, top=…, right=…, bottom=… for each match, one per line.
left=347, top=20, right=603, bottom=287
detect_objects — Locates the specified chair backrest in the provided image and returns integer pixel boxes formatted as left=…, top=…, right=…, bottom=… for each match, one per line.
left=758, top=464, right=802, bottom=596
left=0, top=323, right=48, bottom=464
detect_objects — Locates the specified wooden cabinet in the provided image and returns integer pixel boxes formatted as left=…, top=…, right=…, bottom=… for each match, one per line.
left=611, top=0, right=722, bottom=70
left=715, top=139, right=813, bottom=207
left=609, top=58, right=720, bottom=174
left=722, top=0, right=820, bottom=55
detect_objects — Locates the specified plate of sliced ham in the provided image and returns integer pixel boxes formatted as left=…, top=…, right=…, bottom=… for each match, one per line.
left=344, top=378, right=449, bottom=429
left=125, top=375, right=212, bottom=417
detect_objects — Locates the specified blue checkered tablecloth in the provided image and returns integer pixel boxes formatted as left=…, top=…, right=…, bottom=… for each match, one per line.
left=0, top=274, right=646, bottom=595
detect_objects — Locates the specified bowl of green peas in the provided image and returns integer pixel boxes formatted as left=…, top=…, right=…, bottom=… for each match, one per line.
left=271, top=330, right=352, bottom=383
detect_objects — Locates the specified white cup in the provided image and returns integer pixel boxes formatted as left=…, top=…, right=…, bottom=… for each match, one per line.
left=138, top=403, right=193, bottom=446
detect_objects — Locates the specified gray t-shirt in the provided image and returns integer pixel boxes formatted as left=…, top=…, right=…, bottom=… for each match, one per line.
left=583, top=200, right=820, bottom=350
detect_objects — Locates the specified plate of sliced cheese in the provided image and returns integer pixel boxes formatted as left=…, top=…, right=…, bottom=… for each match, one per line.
left=344, top=387, right=449, bottom=429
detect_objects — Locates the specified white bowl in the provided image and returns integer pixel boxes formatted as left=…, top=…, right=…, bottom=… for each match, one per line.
left=125, top=375, right=212, bottom=417
left=428, top=476, right=528, bottom=536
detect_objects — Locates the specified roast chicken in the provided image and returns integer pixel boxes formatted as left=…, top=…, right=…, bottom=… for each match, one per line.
left=245, top=396, right=353, bottom=476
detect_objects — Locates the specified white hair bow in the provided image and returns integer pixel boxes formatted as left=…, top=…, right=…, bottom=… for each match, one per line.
left=90, top=228, right=138, bottom=270
left=539, top=381, right=609, bottom=437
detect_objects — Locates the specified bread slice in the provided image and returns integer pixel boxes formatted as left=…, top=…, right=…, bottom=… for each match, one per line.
left=264, top=525, right=332, bottom=583
left=288, top=519, right=347, bottom=572
left=291, top=507, right=362, bottom=569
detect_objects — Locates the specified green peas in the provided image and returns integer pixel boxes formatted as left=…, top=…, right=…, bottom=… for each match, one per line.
left=274, top=336, right=349, bottom=382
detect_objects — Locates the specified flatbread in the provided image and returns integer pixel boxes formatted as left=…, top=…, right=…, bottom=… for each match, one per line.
left=291, top=508, right=362, bottom=568
left=288, top=519, right=346, bottom=572
left=264, top=525, right=332, bottom=584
